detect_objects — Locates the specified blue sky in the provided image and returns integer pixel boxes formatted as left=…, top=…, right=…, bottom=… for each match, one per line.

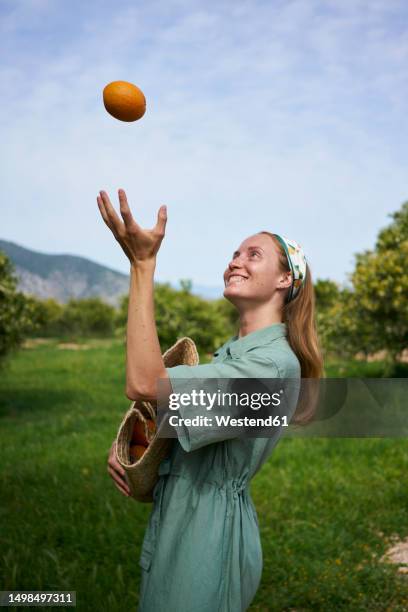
left=1, top=0, right=407, bottom=294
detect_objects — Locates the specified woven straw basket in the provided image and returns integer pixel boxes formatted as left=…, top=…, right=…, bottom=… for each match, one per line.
left=115, top=337, right=199, bottom=502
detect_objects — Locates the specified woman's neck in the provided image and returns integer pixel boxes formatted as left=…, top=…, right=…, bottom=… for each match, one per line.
left=237, top=306, right=283, bottom=338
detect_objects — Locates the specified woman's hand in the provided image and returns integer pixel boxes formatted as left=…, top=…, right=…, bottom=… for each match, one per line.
left=97, top=189, right=167, bottom=265
left=107, top=440, right=131, bottom=497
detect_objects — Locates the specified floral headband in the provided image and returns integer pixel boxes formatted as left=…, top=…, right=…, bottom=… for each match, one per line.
left=272, top=234, right=307, bottom=302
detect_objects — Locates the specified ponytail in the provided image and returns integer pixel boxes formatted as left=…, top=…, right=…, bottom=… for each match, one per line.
left=260, top=232, right=325, bottom=424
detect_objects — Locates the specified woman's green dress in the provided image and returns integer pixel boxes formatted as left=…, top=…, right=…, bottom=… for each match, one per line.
left=138, top=322, right=301, bottom=612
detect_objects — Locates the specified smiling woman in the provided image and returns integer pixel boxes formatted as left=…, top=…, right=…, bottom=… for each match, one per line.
left=98, top=189, right=324, bottom=612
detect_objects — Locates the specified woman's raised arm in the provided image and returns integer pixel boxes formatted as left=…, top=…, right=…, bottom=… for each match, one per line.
left=97, top=188, right=169, bottom=400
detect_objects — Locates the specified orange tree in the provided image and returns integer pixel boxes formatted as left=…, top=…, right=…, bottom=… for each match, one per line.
left=0, top=251, right=35, bottom=364
left=315, top=202, right=408, bottom=368
left=349, top=201, right=408, bottom=364
left=116, top=281, right=235, bottom=356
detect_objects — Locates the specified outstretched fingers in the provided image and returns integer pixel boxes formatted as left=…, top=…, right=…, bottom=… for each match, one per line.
left=99, top=190, right=124, bottom=236
left=97, top=190, right=167, bottom=261
left=97, top=195, right=111, bottom=229
left=154, top=205, right=167, bottom=236
left=118, top=188, right=139, bottom=231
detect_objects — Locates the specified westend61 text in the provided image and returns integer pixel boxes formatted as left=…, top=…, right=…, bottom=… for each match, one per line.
left=168, top=415, right=289, bottom=427
left=168, top=390, right=284, bottom=411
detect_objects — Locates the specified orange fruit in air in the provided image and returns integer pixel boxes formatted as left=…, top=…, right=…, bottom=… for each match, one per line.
left=131, top=419, right=156, bottom=445
left=103, top=80, right=146, bottom=122
left=129, top=444, right=147, bottom=461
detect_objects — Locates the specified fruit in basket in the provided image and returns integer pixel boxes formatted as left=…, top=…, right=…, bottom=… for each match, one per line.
left=146, top=418, right=156, bottom=435
left=129, top=444, right=147, bottom=462
left=131, top=419, right=156, bottom=445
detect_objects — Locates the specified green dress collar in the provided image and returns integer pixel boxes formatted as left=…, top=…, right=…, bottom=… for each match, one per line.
left=215, top=322, right=287, bottom=359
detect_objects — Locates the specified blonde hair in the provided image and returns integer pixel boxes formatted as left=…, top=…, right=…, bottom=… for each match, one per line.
left=260, top=232, right=325, bottom=424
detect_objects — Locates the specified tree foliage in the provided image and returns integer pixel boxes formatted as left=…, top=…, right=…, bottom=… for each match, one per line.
left=314, top=279, right=340, bottom=311
left=4, top=201, right=407, bottom=368
left=59, top=297, right=116, bottom=337
left=316, top=201, right=408, bottom=365
left=27, top=297, right=64, bottom=337
left=349, top=202, right=408, bottom=361
left=117, top=281, right=236, bottom=355
left=0, top=251, right=35, bottom=364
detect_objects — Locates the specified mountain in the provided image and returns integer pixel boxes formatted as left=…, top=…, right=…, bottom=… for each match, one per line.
left=0, top=239, right=224, bottom=304
left=0, top=239, right=129, bottom=305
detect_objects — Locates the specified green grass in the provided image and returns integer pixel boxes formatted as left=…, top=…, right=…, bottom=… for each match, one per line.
left=1, top=340, right=408, bottom=611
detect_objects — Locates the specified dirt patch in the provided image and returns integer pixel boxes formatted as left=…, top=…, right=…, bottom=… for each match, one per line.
left=57, top=343, right=90, bottom=351
left=381, top=536, right=408, bottom=574
left=23, top=338, right=54, bottom=349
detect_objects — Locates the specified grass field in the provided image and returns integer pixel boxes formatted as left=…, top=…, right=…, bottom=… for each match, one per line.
left=1, top=339, right=407, bottom=611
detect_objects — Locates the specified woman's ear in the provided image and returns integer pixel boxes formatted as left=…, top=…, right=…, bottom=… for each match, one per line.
left=277, top=270, right=292, bottom=290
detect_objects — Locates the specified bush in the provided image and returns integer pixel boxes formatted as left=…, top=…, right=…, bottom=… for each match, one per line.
left=26, top=297, right=64, bottom=337
left=0, top=252, right=35, bottom=364
left=59, top=297, right=116, bottom=337
left=117, top=281, right=237, bottom=355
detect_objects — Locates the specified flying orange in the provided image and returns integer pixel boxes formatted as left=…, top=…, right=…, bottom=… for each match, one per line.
left=103, top=80, right=146, bottom=122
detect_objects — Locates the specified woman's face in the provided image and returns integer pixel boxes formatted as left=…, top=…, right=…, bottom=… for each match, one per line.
left=223, top=233, right=291, bottom=306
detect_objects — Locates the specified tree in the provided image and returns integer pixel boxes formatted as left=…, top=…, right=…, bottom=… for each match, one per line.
left=314, top=279, right=340, bottom=311
left=26, top=297, right=64, bottom=337
left=212, top=296, right=238, bottom=335
left=117, top=281, right=236, bottom=355
left=317, top=201, right=408, bottom=367
left=0, top=251, right=35, bottom=364
left=60, top=297, right=115, bottom=337
left=349, top=202, right=408, bottom=363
